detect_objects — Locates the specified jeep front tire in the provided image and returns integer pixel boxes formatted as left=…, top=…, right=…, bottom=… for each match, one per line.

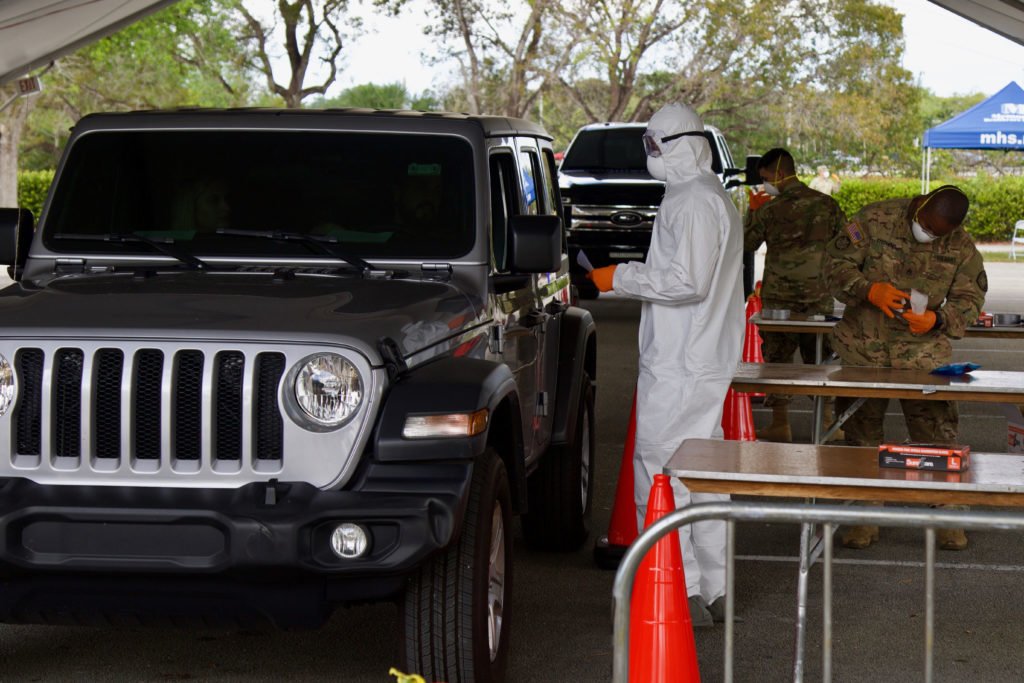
left=402, top=448, right=513, bottom=683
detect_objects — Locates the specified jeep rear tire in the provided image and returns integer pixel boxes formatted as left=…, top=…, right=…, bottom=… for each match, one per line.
left=402, top=448, right=512, bottom=683
left=521, top=373, right=595, bottom=551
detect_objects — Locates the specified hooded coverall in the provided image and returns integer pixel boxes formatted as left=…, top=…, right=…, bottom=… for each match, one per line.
left=612, top=102, right=745, bottom=602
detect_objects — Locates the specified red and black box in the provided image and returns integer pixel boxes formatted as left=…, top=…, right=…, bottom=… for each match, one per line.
left=878, top=443, right=971, bottom=472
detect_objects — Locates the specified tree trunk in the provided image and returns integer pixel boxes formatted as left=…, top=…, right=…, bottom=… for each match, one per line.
left=0, top=95, right=34, bottom=208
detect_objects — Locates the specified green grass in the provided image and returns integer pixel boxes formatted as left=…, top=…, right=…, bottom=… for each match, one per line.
left=979, top=251, right=1024, bottom=263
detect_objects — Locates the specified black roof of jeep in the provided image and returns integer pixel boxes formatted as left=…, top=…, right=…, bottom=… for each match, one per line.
left=71, top=108, right=553, bottom=141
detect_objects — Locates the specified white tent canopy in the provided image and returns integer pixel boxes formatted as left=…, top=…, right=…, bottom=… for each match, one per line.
left=0, top=0, right=178, bottom=85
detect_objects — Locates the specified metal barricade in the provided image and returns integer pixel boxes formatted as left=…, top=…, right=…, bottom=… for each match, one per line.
left=612, top=500, right=1024, bottom=683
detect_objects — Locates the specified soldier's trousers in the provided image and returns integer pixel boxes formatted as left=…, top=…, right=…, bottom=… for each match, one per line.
left=837, top=396, right=959, bottom=446
left=761, top=331, right=831, bottom=407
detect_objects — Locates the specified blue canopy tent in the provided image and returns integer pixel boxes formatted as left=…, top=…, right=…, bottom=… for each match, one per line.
left=921, top=81, right=1024, bottom=192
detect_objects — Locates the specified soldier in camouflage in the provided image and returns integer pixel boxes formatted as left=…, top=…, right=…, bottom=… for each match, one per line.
left=825, top=185, right=986, bottom=551
left=744, top=148, right=846, bottom=442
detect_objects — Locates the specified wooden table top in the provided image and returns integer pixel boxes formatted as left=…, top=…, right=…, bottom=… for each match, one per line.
left=732, top=362, right=1024, bottom=403
left=665, top=438, right=1024, bottom=507
left=749, top=312, right=1024, bottom=339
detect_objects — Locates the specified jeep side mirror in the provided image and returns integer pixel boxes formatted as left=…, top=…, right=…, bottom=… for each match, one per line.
left=742, top=155, right=761, bottom=185
left=0, top=208, right=34, bottom=280
left=507, top=214, right=561, bottom=273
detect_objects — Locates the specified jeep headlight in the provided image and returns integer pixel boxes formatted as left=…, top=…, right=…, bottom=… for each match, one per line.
left=293, top=353, right=363, bottom=428
left=0, top=354, right=12, bottom=417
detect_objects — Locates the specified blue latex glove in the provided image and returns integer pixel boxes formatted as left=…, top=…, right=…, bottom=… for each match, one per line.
left=931, top=362, right=981, bottom=376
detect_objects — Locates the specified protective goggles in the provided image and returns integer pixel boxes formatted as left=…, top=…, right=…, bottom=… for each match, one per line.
left=642, top=129, right=707, bottom=158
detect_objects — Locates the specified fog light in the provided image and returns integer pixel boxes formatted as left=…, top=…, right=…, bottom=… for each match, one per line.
left=330, top=523, right=369, bottom=559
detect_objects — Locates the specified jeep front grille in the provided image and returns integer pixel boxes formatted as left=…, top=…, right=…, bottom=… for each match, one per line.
left=12, top=346, right=285, bottom=471
left=2, top=341, right=377, bottom=489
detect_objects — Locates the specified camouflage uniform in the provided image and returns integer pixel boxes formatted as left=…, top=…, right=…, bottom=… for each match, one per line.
left=825, top=198, right=987, bottom=445
left=745, top=180, right=846, bottom=407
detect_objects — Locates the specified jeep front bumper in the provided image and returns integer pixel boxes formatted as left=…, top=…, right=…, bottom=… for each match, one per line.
left=0, top=465, right=472, bottom=577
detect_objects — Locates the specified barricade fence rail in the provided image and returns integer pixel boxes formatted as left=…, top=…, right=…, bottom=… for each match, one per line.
left=611, top=501, right=1024, bottom=683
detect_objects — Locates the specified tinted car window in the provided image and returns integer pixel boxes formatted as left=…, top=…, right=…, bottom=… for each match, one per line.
left=44, top=131, right=476, bottom=260
left=560, top=128, right=647, bottom=172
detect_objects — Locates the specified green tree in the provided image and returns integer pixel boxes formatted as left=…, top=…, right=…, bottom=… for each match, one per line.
left=233, top=0, right=358, bottom=108
left=315, top=82, right=439, bottom=109
left=693, top=1, right=917, bottom=175
left=403, top=0, right=572, bottom=117
left=17, top=0, right=254, bottom=171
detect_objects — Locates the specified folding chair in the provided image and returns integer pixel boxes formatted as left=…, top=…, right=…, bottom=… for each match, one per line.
left=1013, top=220, right=1024, bottom=261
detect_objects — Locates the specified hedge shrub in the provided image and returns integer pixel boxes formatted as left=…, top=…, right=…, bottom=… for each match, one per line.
left=830, top=176, right=1024, bottom=242
left=16, top=170, right=54, bottom=221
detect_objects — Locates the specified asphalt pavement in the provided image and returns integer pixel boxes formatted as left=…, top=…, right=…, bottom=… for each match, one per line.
left=1, top=258, right=1023, bottom=681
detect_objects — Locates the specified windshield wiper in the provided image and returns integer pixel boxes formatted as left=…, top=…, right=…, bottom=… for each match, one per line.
left=51, top=232, right=210, bottom=270
left=216, top=229, right=374, bottom=272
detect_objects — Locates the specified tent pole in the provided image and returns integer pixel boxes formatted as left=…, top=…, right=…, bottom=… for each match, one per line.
left=926, top=147, right=932, bottom=193
left=921, top=145, right=927, bottom=195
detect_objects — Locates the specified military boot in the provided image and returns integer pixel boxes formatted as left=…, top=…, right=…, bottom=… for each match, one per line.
left=934, top=504, right=969, bottom=550
left=841, top=525, right=879, bottom=549
left=938, top=528, right=968, bottom=550
left=757, top=404, right=792, bottom=443
left=822, top=399, right=845, bottom=443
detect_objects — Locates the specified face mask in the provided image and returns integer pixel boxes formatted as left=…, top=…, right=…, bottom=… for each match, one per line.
left=911, top=220, right=937, bottom=243
left=647, top=155, right=667, bottom=181
left=763, top=182, right=780, bottom=196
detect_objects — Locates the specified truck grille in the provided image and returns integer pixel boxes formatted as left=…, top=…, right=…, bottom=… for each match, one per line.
left=12, top=346, right=285, bottom=472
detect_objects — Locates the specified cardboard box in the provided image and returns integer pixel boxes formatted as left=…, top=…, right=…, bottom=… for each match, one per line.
left=878, top=443, right=970, bottom=472
left=1003, top=405, right=1024, bottom=454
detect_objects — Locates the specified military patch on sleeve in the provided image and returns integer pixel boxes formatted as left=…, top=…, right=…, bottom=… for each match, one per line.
left=977, top=270, right=988, bottom=292
left=844, top=221, right=865, bottom=244
left=835, top=235, right=851, bottom=250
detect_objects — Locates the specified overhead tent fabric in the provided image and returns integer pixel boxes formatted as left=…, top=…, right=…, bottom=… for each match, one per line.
left=0, top=0, right=179, bottom=85
left=928, top=0, right=1024, bottom=47
left=921, top=81, right=1024, bottom=191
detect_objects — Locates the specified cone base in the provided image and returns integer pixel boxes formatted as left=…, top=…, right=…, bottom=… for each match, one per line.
left=593, top=535, right=629, bottom=570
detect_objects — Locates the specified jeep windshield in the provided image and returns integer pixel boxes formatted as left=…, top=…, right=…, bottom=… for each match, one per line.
left=43, top=130, right=476, bottom=261
left=560, top=127, right=648, bottom=173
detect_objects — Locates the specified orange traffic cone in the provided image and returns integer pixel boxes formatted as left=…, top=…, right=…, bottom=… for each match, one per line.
left=721, top=386, right=756, bottom=441
left=743, top=282, right=765, bottom=398
left=629, top=474, right=700, bottom=683
left=595, top=390, right=639, bottom=569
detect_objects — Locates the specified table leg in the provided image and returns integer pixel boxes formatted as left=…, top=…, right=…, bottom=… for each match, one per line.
left=812, top=396, right=824, bottom=444
left=812, top=334, right=825, bottom=443
left=792, top=521, right=812, bottom=682
left=819, top=396, right=866, bottom=444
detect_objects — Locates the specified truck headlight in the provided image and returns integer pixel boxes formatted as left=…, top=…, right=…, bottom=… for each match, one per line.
left=293, top=353, right=363, bottom=428
left=0, top=354, right=12, bottom=417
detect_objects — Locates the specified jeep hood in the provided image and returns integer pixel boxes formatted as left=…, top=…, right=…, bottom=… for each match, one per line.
left=0, top=272, right=480, bottom=364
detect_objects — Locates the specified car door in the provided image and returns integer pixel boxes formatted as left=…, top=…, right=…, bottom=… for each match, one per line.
left=519, top=141, right=567, bottom=457
left=487, top=145, right=542, bottom=464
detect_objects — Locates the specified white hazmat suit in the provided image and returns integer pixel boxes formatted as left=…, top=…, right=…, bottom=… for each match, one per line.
left=612, top=103, right=744, bottom=603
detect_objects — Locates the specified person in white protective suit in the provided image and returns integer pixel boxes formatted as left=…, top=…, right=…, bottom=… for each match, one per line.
left=587, top=102, right=745, bottom=626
